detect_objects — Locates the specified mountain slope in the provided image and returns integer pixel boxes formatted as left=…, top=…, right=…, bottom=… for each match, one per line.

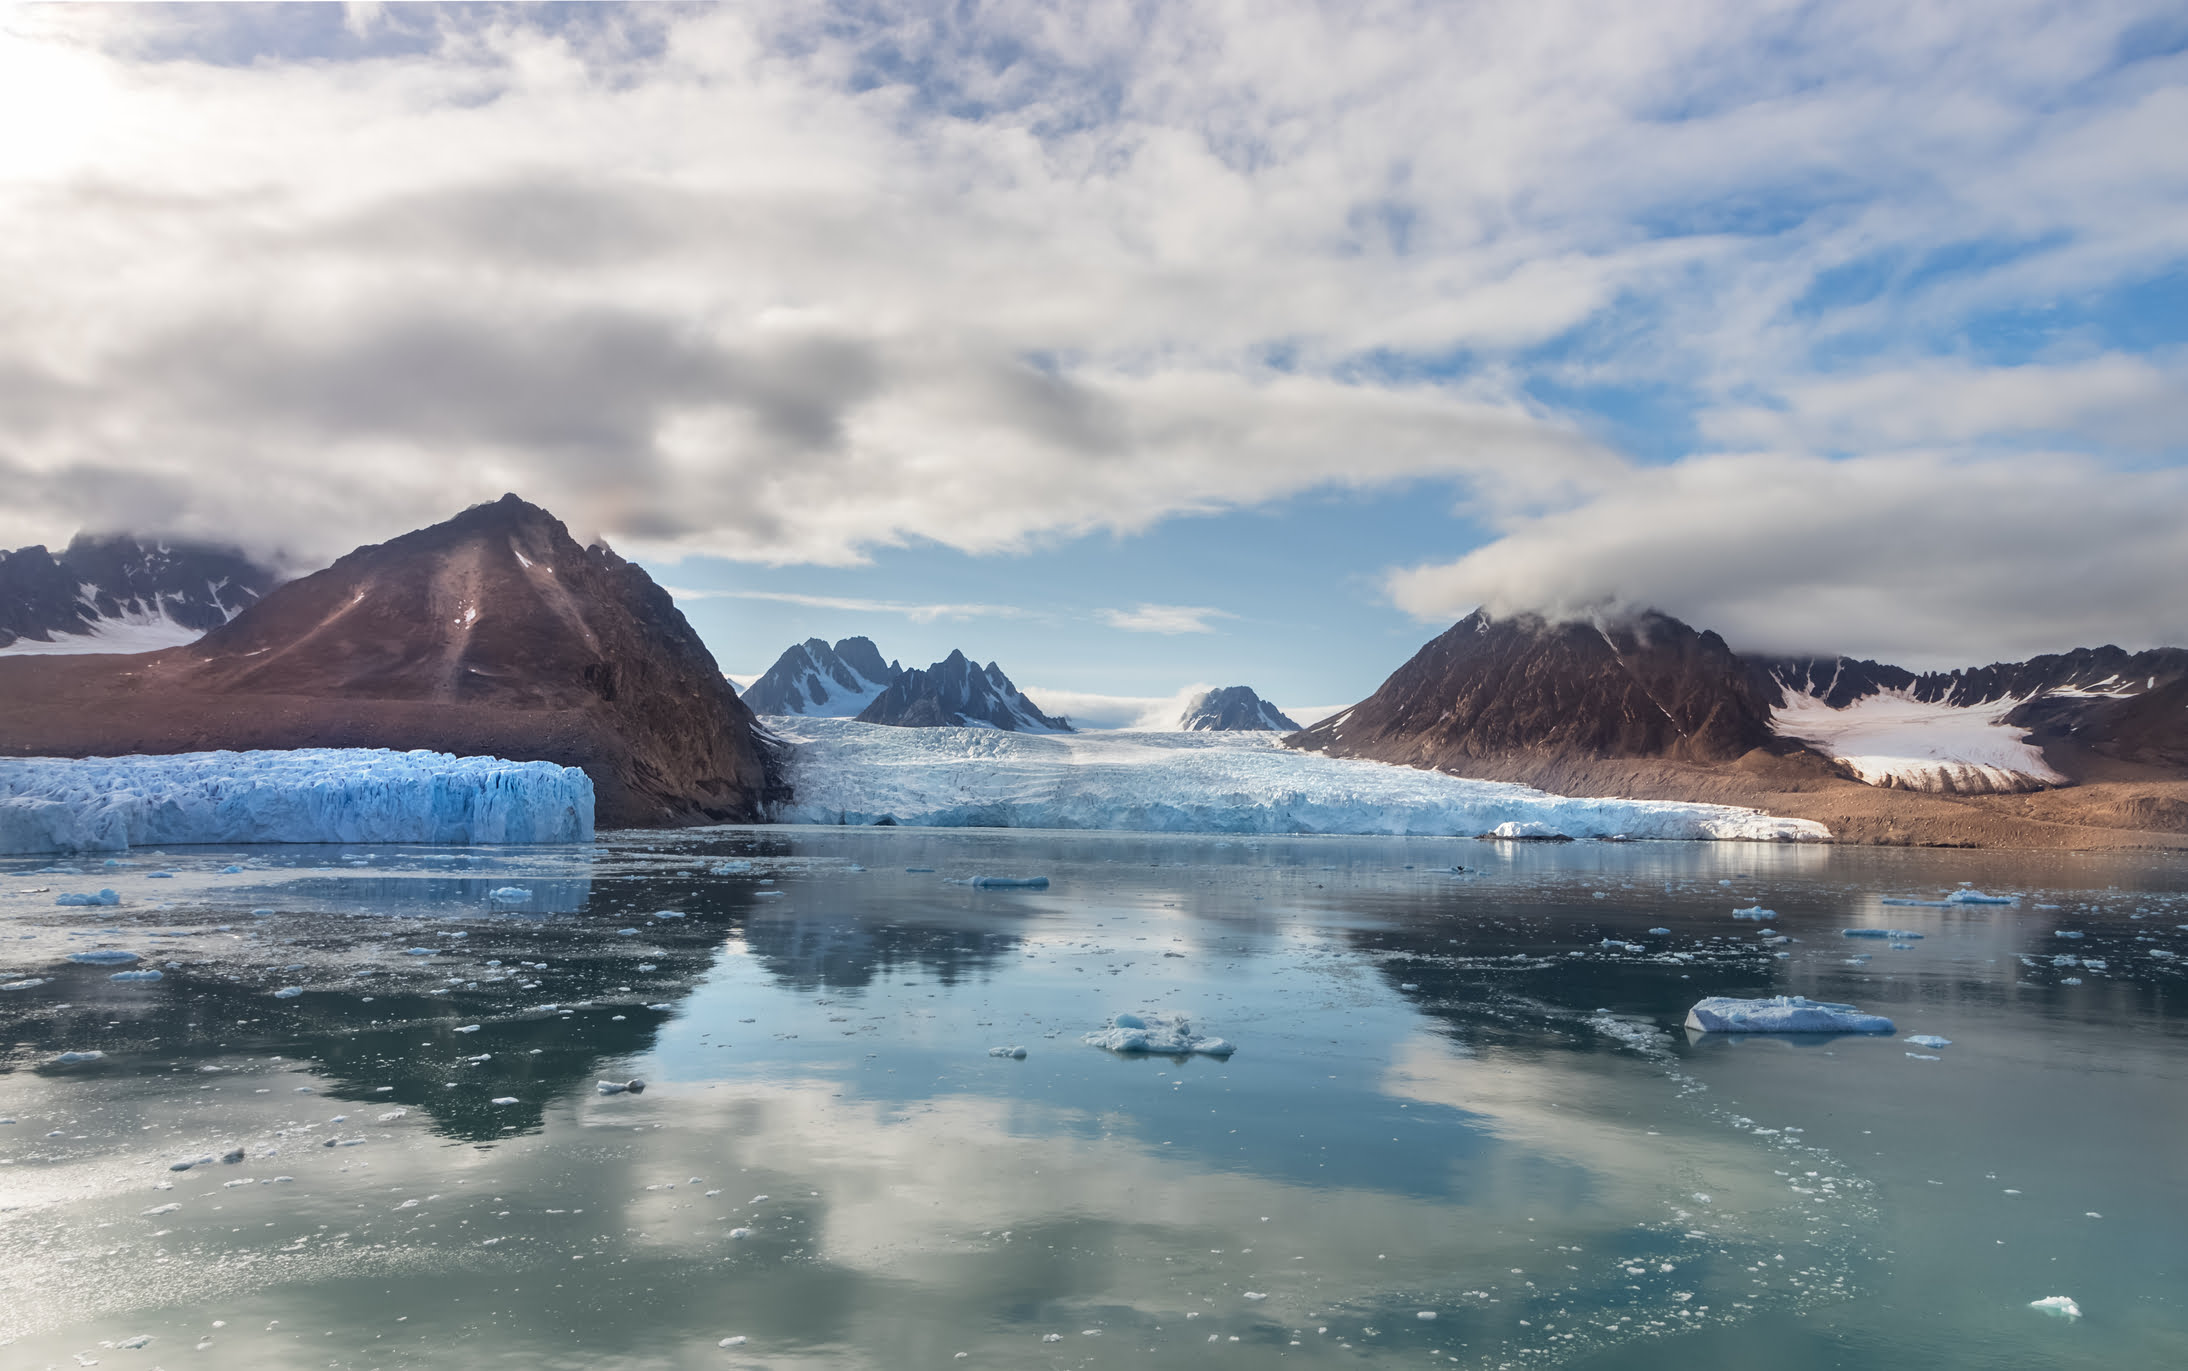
left=1290, top=610, right=1775, bottom=769
left=0, top=495, right=781, bottom=827
left=0, top=534, right=279, bottom=652
left=856, top=650, right=1071, bottom=731
left=742, top=637, right=899, bottom=717
left=1179, top=686, right=1299, bottom=731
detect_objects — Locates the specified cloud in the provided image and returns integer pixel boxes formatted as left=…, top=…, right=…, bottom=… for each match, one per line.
left=1018, top=685, right=1208, bottom=731
left=1386, top=450, right=2188, bottom=667
left=1097, top=603, right=1235, bottom=635
left=662, top=587, right=1033, bottom=624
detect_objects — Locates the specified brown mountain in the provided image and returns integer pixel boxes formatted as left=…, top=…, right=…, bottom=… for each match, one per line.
left=0, top=495, right=781, bottom=827
left=1291, top=609, right=1778, bottom=769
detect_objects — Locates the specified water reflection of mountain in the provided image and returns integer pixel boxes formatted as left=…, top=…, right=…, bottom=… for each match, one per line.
left=739, top=908, right=1023, bottom=991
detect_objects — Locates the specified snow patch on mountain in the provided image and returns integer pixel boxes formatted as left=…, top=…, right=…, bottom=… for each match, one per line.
left=740, top=637, right=898, bottom=717
left=1178, top=686, right=1300, bottom=732
left=0, top=606, right=209, bottom=655
left=0, top=749, right=594, bottom=854
left=770, top=718, right=1826, bottom=840
left=1772, top=688, right=2064, bottom=792
left=855, top=650, right=1071, bottom=732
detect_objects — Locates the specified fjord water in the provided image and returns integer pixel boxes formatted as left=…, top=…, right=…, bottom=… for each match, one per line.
left=2, top=834, right=2182, bottom=1369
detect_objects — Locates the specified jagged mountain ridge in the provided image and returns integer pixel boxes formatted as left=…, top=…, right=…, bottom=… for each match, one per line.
left=1179, top=686, right=1300, bottom=731
left=0, top=534, right=280, bottom=651
left=1290, top=607, right=2188, bottom=797
left=0, top=495, right=781, bottom=827
left=742, top=637, right=899, bottom=717
left=856, top=650, right=1072, bottom=731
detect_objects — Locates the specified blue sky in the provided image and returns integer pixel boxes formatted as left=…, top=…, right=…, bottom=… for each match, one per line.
left=1, top=2, right=2184, bottom=713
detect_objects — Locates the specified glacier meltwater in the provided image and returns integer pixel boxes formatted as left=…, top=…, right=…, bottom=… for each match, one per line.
left=0, top=749, right=594, bottom=854
left=769, top=719, right=1828, bottom=841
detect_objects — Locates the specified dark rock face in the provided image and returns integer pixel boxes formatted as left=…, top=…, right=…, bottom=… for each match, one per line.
left=742, top=636, right=900, bottom=716
left=1288, top=610, right=1775, bottom=768
left=0, top=495, right=783, bottom=828
left=856, top=650, right=1071, bottom=731
left=1179, top=686, right=1299, bottom=731
left=0, top=534, right=278, bottom=649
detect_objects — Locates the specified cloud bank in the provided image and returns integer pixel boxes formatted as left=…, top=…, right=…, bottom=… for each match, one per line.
left=0, top=2, right=2181, bottom=661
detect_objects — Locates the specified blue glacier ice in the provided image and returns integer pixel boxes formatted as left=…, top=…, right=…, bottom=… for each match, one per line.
left=1684, top=995, right=1895, bottom=1035
left=0, top=748, right=593, bottom=854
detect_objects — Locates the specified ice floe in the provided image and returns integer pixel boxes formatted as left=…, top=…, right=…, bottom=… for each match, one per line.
left=1083, top=1011, right=1236, bottom=1057
left=2029, top=1295, right=2080, bottom=1318
left=65, top=948, right=141, bottom=964
left=0, top=747, right=593, bottom=854
left=1684, top=996, right=1895, bottom=1035
left=769, top=720, right=1828, bottom=841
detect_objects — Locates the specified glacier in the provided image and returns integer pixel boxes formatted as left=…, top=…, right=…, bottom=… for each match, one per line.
left=770, top=719, right=1828, bottom=841
left=0, top=748, right=594, bottom=854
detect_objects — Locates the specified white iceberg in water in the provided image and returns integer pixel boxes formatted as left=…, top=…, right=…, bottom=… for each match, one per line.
left=0, top=748, right=593, bottom=854
left=2029, top=1295, right=2080, bottom=1319
left=1084, top=1011, right=1236, bottom=1057
left=1684, top=995, right=1895, bottom=1035
left=1731, top=905, right=1777, bottom=920
left=767, top=720, right=1829, bottom=841
left=1945, top=888, right=2016, bottom=905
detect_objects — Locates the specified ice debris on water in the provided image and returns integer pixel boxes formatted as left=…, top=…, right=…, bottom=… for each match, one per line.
left=65, top=948, right=140, bottom=964
left=2054, top=930, right=2084, bottom=940
left=719, top=1336, right=748, bottom=1346
left=597, top=1079, right=647, bottom=1095
left=1905, top=1035, right=1952, bottom=1048
left=404, top=947, right=436, bottom=956
left=54, top=889, right=121, bottom=906
left=1906, top=1052, right=1941, bottom=1061
left=1843, top=928, right=1922, bottom=939
left=3, top=977, right=49, bottom=990
left=272, top=986, right=303, bottom=999
left=1946, top=889, right=2015, bottom=905
left=969, top=875, right=1050, bottom=889
left=51, top=1049, right=106, bottom=1063
left=1731, top=905, right=1776, bottom=920
left=488, top=887, right=531, bottom=902
left=1084, top=1011, right=1236, bottom=1057
left=1684, top=996, right=1894, bottom=1034
left=116, top=1334, right=153, bottom=1349
left=0, top=748, right=592, bottom=854
left=454, top=1024, right=481, bottom=1034
left=1649, top=927, right=1671, bottom=935
left=492, top=1096, right=520, bottom=1106
left=110, top=968, right=162, bottom=981
left=988, top=1045, right=1028, bottom=1059
left=2029, top=1296, right=2080, bottom=1318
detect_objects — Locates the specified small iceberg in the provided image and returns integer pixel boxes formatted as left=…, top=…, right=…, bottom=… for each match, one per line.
left=488, top=887, right=532, bottom=903
left=55, top=889, right=121, bottom=906
left=969, top=876, right=1050, bottom=889
left=1684, top=995, right=1894, bottom=1035
left=272, top=986, right=303, bottom=999
left=1731, top=906, right=1777, bottom=921
left=1486, top=820, right=1569, bottom=840
left=51, top=1049, right=107, bottom=1064
left=2029, top=1295, right=2080, bottom=1319
left=988, top=1045, right=1028, bottom=1059
left=1905, top=1035, right=1951, bottom=1049
left=1843, top=929, right=1922, bottom=940
left=1084, top=1011, right=1235, bottom=1058
left=1945, top=889, right=2015, bottom=905
left=110, top=969, right=163, bottom=982
left=66, top=949, right=142, bottom=965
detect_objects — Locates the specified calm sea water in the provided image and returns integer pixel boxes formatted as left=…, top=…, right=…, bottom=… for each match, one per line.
left=2, top=831, right=2183, bottom=1369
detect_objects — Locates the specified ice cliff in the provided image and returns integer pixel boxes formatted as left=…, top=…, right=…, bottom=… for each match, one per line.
left=0, top=748, right=594, bottom=854
left=771, top=719, right=1827, bottom=840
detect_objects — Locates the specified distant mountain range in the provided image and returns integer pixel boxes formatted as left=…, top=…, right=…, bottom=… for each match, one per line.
left=0, top=496, right=779, bottom=826
left=1292, top=608, right=2188, bottom=795
left=742, top=636, right=1069, bottom=731
left=0, top=534, right=279, bottom=652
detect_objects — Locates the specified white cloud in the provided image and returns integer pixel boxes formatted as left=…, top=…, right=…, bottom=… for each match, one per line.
left=1097, top=603, right=1235, bottom=635
left=1019, top=685, right=1209, bottom=731
left=663, top=587, right=1032, bottom=624
left=1386, top=450, right=2188, bottom=667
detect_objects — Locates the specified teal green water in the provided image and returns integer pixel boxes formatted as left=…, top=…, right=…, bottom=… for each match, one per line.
left=2, top=832, right=2183, bottom=1368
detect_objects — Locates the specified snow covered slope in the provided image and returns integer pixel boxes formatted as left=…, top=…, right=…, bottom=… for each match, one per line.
left=0, top=535, right=279, bottom=653
left=771, top=719, right=1825, bottom=840
left=740, top=637, right=898, bottom=717
left=0, top=749, right=593, bottom=854
left=856, top=650, right=1072, bottom=732
left=1178, top=686, right=1300, bottom=731
left=1771, top=689, right=2065, bottom=792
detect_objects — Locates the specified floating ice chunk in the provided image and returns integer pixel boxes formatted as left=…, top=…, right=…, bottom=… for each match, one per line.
left=272, top=986, right=303, bottom=999
left=1243, top=1292, right=1267, bottom=1301
left=597, top=1079, right=647, bottom=1095
left=1417, top=1311, right=1437, bottom=1320
left=729, top=1228, right=752, bottom=1239
left=1843, top=929, right=1922, bottom=939
left=142, top=1202, right=181, bottom=1215
left=403, top=947, right=436, bottom=956
left=220, top=865, right=244, bottom=874
left=3, top=977, right=49, bottom=990
left=1489, top=820, right=1565, bottom=840
left=454, top=1024, right=481, bottom=1034
left=712, top=860, right=754, bottom=874
left=2061, top=977, right=2083, bottom=985
left=491, top=1096, right=520, bottom=1106
left=988, top=1045, right=1028, bottom=1059
left=2029, top=1296, right=2080, bottom=1318
left=110, top=968, right=163, bottom=981
left=2054, top=930, right=2084, bottom=940
left=970, top=876, right=1050, bottom=889
left=65, top=947, right=140, bottom=964
left=51, top=1049, right=106, bottom=1063
left=488, top=887, right=532, bottom=902
left=251, top=908, right=274, bottom=917
left=906, top=866, right=935, bottom=873
left=1946, top=889, right=2015, bottom=905
left=1399, top=981, right=1421, bottom=990
left=116, top=1334, right=153, bottom=1349
left=719, top=1336, right=748, bottom=1346
left=1084, top=1011, right=1236, bottom=1057
left=170, top=1155, right=213, bottom=1171
left=1904, top=1035, right=1952, bottom=1049
left=1649, top=927, right=1671, bottom=935
left=1906, top=1052, right=1941, bottom=1060
left=1881, top=897, right=1950, bottom=907
left=616, top=928, right=639, bottom=936
left=1684, top=996, right=1894, bottom=1035
left=1731, top=905, right=1776, bottom=920
left=54, top=889, right=121, bottom=906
